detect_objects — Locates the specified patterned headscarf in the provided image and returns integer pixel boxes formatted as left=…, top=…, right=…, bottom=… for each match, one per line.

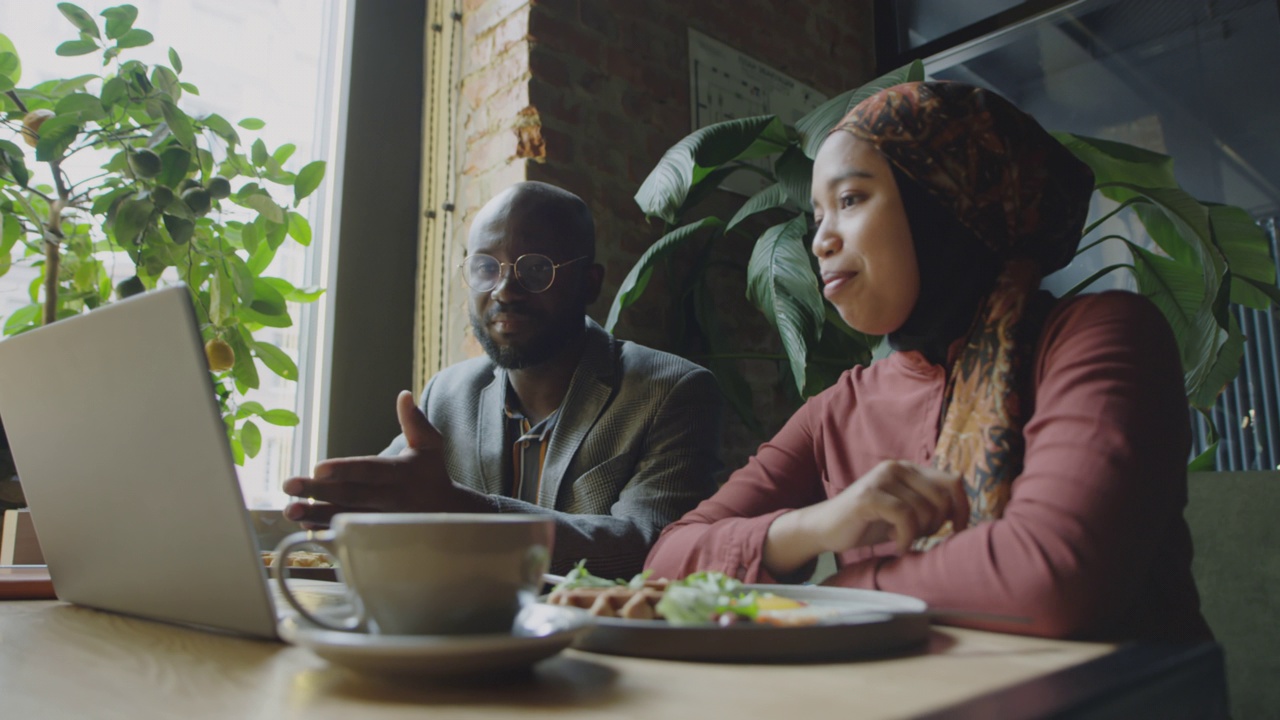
left=831, top=81, right=1095, bottom=546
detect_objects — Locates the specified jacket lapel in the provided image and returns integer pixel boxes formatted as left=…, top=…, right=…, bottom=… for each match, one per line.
left=538, top=320, right=616, bottom=508
left=475, top=368, right=508, bottom=496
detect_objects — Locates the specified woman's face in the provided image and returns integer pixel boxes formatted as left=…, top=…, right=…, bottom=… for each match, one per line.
left=810, top=132, right=919, bottom=335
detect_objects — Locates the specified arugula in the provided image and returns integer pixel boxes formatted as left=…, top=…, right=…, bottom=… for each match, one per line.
left=655, top=571, right=762, bottom=626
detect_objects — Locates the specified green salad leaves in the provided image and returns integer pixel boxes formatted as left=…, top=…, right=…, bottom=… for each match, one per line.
left=554, top=561, right=763, bottom=626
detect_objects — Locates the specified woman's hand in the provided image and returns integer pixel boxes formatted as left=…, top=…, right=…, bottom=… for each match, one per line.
left=763, top=460, right=969, bottom=578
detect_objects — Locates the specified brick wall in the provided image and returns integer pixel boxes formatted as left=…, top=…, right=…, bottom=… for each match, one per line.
left=446, top=0, right=876, bottom=472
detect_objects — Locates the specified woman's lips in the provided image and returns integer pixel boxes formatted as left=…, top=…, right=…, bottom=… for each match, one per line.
left=822, top=272, right=855, bottom=299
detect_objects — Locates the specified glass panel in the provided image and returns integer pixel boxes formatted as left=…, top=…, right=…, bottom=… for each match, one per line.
left=899, top=0, right=1026, bottom=48
left=0, top=0, right=347, bottom=508
left=924, top=0, right=1280, bottom=295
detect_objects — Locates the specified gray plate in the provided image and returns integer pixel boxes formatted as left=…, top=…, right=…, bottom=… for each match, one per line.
left=569, top=584, right=931, bottom=662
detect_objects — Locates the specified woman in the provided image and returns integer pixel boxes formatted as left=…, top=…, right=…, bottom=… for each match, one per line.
left=645, top=82, right=1210, bottom=641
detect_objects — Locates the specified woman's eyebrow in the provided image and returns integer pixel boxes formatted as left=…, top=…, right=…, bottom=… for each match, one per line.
left=826, top=169, right=874, bottom=186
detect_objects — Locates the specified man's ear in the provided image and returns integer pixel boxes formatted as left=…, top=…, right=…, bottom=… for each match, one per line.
left=583, top=263, right=604, bottom=304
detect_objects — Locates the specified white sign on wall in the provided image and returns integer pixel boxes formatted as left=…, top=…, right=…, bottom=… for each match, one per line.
left=688, top=28, right=827, bottom=196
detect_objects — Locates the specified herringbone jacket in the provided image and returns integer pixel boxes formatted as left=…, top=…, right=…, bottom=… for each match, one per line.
left=383, top=319, right=721, bottom=577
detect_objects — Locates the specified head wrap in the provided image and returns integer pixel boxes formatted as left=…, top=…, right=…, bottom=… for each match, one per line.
left=830, top=81, right=1095, bottom=546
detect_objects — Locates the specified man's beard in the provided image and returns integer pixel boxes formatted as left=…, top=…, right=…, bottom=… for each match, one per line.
left=471, top=304, right=585, bottom=369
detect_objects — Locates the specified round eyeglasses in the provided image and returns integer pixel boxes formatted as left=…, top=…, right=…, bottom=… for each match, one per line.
left=459, top=253, right=589, bottom=294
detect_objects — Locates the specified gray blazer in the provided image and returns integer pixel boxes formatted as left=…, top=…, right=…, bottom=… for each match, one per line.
left=383, top=318, right=721, bottom=577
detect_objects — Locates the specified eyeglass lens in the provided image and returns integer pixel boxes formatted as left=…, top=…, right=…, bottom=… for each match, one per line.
left=464, top=254, right=558, bottom=293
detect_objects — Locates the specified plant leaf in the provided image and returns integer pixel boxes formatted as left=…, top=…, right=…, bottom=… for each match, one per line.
left=286, top=211, right=311, bottom=246
left=261, top=409, right=300, bottom=427
left=58, top=3, right=101, bottom=39
left=1207, top=203, right=1275, bottom=310
left=727, top=183, right=789, bottom=232
left=1053, top=132, right=1177, bottom=205
left=101, top=4, right=138, bottom=40
left=239, top=420, right=262, bottom=458
left=1191, top=312, right=1244, bottom=411
left=635, top=116, right=785, bottom=225
left=293, top=160, right=325, bottom=205
left=34, top=115, right=80, bottom=162
left=115, top=28, right=153, bottom=49
left=55, top=39, right=99, bottom=57
left=1187, top=442, right=1218, bottom=472
left=746, top=215, right=823, bottom=395
left=54, top=92, right=106, bottom=123
left=201, top=113, right=239, bottom=145
left=238, top=117, right=265, bottom=130
left=168, top=47, right=182, bottom=74
left=773, top=145, right=814, bottom=213
left=252, top=340, right=298, bottom=381
left=605, top=217, right=724, bottom=332
left=0, top=139, right=29, bottom=187
left=796, top=59, right=924, bottom=159
left=0, top=34, right=23, bottom=86
left=159, top=98, right=195, bottom=148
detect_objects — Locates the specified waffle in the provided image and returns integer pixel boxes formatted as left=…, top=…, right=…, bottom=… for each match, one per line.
left=547, top=579, right=670, bottom=619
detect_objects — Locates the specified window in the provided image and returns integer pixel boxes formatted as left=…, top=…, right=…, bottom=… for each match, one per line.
left=0, top=0, right=350, bottom=507
left=879, top=0, right=1280, bottom=469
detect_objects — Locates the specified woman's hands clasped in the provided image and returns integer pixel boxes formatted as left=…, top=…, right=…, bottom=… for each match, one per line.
left=763, top=460, right=970, bottom=578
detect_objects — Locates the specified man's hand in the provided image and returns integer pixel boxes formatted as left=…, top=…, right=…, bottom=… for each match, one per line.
left=282, top=391, right=486, bottom=527
left=763, top=460, right=969, bottom=577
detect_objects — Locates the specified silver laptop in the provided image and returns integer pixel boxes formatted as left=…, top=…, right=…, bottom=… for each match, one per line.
left=0, top=285, right=341, bottom=639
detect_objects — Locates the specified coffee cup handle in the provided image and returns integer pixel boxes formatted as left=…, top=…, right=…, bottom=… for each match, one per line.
left=272, top=530, right=364, bottom=632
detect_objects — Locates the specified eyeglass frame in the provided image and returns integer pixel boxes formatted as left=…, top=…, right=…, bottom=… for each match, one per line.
left=458, top=252, right=591, bottom=294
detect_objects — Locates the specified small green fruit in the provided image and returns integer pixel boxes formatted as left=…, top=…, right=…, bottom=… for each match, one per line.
left=128, top=149, right=162, bottom=178
left=115, top=275, right=145, bottom=299
left=149, top=186, right=174, bottom=210
left=207, top=176, right=232, bottom=199
left=179, top=178, right=202, bottom=192
left=181, top=187, right=212, bottom=216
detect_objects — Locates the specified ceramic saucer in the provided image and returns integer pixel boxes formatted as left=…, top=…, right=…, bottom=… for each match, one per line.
left=278, top=603, right=590, bottom=677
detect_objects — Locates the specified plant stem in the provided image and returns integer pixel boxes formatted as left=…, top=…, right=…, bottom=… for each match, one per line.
left=42, top=159, right=71, bottom=325
left=4, top=90, right=27, bottom=114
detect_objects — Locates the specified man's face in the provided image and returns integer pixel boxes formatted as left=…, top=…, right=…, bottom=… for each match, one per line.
left=466, top=208, right=593, bottom=369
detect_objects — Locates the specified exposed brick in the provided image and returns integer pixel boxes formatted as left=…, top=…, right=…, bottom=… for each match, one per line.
left=529, top=7, right=605, bottom=66
left=467, top=0, right=530, bottom=40
left=577, top=1, right=616, bottom=40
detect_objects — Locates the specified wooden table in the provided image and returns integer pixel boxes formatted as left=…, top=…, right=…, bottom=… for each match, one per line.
left=0, top=599, right=1226, bottom=719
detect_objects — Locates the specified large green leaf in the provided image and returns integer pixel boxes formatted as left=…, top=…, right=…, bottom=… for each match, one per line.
left=1192, top=312, right=1244, bottom=411
left=606, top=217, right=723, bottom=332
left=156, top=145, right=191, bottom=189
left=773, top=145, right=813, bottom=212
left=747, top=215, right=823, bottom=394
left=796, top=60, right=924, bottom=159
left=1053, top=133, right=1177, bottom=205
left=727, top=183, right=789, bottom=232
left=1206, top=203, right=1275, bottom=310
left=634, top=116, right=786, bottom=225
left=0, top=139, right=29, bottom=187
left=1127, top=240, right=1225, bottom=401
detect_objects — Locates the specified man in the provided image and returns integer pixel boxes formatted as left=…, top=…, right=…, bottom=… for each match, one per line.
left=283, top=181, right=721, bottom=577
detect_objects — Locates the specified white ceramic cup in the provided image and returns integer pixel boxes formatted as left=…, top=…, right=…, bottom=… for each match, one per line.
left=273, top=513, right=554, bottom=636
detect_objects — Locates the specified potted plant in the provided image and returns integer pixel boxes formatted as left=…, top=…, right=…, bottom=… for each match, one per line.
left=0, top=2, right=325, bottom=493
left=609, top=60, right=1279, bottom=468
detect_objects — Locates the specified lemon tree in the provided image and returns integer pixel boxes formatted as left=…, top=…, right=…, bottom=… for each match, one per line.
left=0, top=4, right=326, bottom=464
